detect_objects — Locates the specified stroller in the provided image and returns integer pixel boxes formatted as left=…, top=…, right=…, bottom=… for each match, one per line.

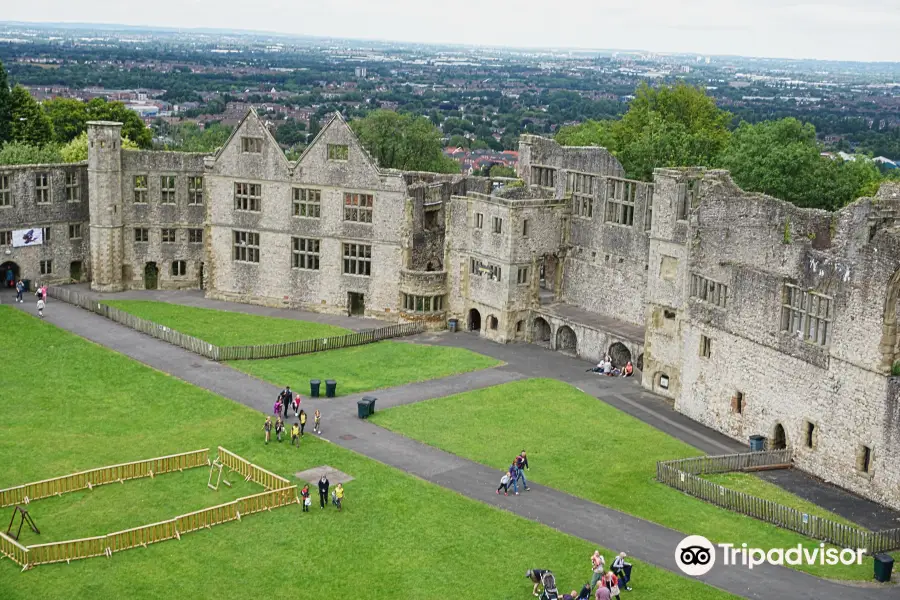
left=539, top=570, right=559, bottom=600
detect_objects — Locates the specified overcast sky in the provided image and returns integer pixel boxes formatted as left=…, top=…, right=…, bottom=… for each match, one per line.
left=5, top=0, right=898, bottom=63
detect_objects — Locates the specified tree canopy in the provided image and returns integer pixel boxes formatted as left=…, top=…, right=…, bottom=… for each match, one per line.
left=59, top=131, right=139, bottom=163
left=0, top=60, right=12, bottom=144
left=351, top=110, right=459, bottom=173
left=42, top=97, right=153, bottom=148
left=9, top=85, right=54, bottom=146
left=0, top=141, right=62, bottom=165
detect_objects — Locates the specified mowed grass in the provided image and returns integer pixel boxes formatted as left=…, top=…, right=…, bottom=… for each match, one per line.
left=0, top=307, right=736, bottom=600
left=372, top=378, right=885, bottom=581
left=230, top=341, right=502, bottom=397
left=102, top=300, right=350, bottom=345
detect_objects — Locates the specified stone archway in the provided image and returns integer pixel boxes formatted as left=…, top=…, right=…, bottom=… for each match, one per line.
left=468, top=308, right=481, bottom=332
left=533, top=317, right=551, bottom=344
left=144, top=262, right=159, bottom=290
left=772, top=423, right=787, bottom=450
left=608, top=342, right=632, bottom=368
left=880, top=267, right=900, bottom=373
left=556, top=325, right=577, bottom=354
left=1, top=261, right=21, bottom=288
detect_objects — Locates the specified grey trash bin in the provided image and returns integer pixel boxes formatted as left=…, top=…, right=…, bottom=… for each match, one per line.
left=325, top=379, right=337, bottom=398
left=357, top=399, right=370, bottom=419
left=310, top=379, right=321, bottom=398
left=749, top=435, right=766, bottom=452
left=362, top=396, right=377, bottom=415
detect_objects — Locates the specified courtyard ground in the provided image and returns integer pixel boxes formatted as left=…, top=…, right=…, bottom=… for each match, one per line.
left=0, top=306, right=737, bottom=600
left=371, top=378, right=884, bottom=581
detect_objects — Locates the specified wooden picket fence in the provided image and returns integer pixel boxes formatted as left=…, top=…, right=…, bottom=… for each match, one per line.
left=47, top=286, right=425, bottom=362
left=0, top=449, right=210, bottom=508
left=657, top=450, right=900, bottom=553
left=0, top=448, right=298, bottom=570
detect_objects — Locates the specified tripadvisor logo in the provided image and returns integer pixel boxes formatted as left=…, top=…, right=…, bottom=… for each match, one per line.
left=675, top=535, right=866, bottom=576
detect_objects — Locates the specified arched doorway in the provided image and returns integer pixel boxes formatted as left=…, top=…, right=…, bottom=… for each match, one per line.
left=468, top=308, right=481, bottom=332
left=608, top=342, right=632, bottom=367
left=514, top=320, right=525, bottom=340
left=144, top=262, right=159, bottom=290
left=533, top=317, right=551, bottom=344
left=556, top=325, right=577, bottom=354
left=772, top=423, right=787, bottom=450
left=1, top=261, right=20, bottom=288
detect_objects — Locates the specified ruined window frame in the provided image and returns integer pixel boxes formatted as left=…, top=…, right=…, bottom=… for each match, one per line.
left=569, top=172, right=594, bottom=219
left=343, top=192, right=374, bottom=223
left=133, top=175, right=148, bottom=204
left=522, top=218, right=530, bottom=237
left=644, top=184, right=654, bottom=231
left=0, top=174, right=10, bottom=207
left=41, top=226, right=51, bottom=243
left=402, top=293, right=445, bottom=313
left=342, top=242, right=372, bottom=276
left=188, top=229, right=204, bottom=244
left=134, top=228, right=149, bottom=243
left=241, top=136, right=263, bottom=154
left=40, top=259, right=52, bottom=275
left=517, top=266, right=529, bottom=285
left=604, top=179, right=636, bottom=227
left=475, top=212, right=484, bottom=229
left=327, top=144, right=349, bottom=161
left=161, top=228, right=177, bottom=243
left=293, top=188, right=321, bottom=218
left=780, top=283, right=832, bottom=346
left=234, top=182, right=262, bottom=212
left=171, top=260, right=187, bottom=277
left=68, top=223, right=82, bottom=240
left=677, top=179, right=701, bottom=221
left=233, top=230, right=260, bottom=263
left=35, top=172, right=51, bottom=205
left=690, top=273, right=728, bottom=308
left=65, top=171, right=80, bottom=203
left=699, top=335, right=712, bottom=358
left=160, top=175, right=177, bottom=204
left=531, top=166, right=556, bottom=188
left=0, top=230, right=11, bottom=245
left=292, top=237, right=321, bottom=270
left=492, top=216, right=503, bottom=234
left=187, top=176, right=204, bottom=205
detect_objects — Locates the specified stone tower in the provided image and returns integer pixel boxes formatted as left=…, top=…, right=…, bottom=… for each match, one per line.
left=87, top=121, right=125, bottom=292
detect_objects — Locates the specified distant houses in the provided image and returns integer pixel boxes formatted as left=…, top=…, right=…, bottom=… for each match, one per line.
left=443, top=147, right=518, bottom=173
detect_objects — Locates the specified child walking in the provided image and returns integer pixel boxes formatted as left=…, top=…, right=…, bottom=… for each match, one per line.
left=313, top=409, right=321, bottom=435
left=273, top=398, right=283, bottom=418
left=293, top=393, right=302, bottom=417
left=496, top=471, right=511, bottom=496
left=263, top=416, right=272, bottom=444
left=291, top=422, right=300, bottom=446
left=275, top=417, right=284, bottom=442
left=334, top=483, right=344, bottom=511
left=37, top=297, right=45, bottom=319
left=299, top=410, right=307, bottom=436
left=300, top=484, right=311, bottom=512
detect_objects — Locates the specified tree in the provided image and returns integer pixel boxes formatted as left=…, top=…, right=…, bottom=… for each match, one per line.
left=0, top=141, right=62, bottom=165
left=59, top=131, right=138, bottom=162
left=9, top=85, right=54, bottom=146
left=0, top=60, right=12, bottom=144
left=555, top=82, right=732, bottom=181
left=489, top=164, right=517, bottom=178
left=43, top=97, right=89, bottom=143
left=351, top=109, right=459, bottom=173
left=721, top=118, right=882, bottom=210
left=275, top=120, right=307, bottom=147
left=84, top=98, right=153, bottom=148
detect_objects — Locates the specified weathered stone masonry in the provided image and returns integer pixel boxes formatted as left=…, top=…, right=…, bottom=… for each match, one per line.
left=4, top=110, right=899, bottom=511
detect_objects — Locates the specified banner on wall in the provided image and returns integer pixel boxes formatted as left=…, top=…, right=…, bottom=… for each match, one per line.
left=11, top=228, right=43, bottom=248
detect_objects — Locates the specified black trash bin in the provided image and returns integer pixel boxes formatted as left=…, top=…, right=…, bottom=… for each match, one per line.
left=310, top=379, right=321, bottom=398
left=448, top=318, right=458, bottom=333
left=357, top=399, right=371, bottom=419
left=874, top=553, right=894, bottom=583
left=325, top=379, right=337, bottom=398
left=21, top=279, right=31, bottom=293
left=362, top=396, right=377, bottom=415
left=749, top=435, right=766, bottom=452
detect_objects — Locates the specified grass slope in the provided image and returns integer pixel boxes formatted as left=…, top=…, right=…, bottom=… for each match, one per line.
left=372, top=378, right=884, bottom=581
left=102, top=300, right=350, bottom=346
left=0, top=307, right=735, bottom=600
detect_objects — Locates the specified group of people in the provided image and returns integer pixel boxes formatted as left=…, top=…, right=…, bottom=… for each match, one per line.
left=7, top=279, right=48, bottom=318
left=587, top=355, right=633, bottom=378
left=527, top=551, right=633, bottom=600
left=299, top=475, right=345, bottom=512
left=263, top=385, right=321, bottom=445
left=497, top=450, right=530, bottom=496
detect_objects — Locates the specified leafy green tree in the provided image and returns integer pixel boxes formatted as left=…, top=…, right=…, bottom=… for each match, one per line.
left=275, top=120, right=307, bottom=147
left=0, top=141, right=62, bottom=165
left=721, top=118, right=882, bottom=210
left=43, top=97, right=89, bottom=143
left=0, top=60, right=12, bottom=144
left=448, top=134, right=470, bottom=149
left=351, top=109, right=459, bottom=173
left=489, top=164, right=517, bottom=178
left=9, top=85, right=54, bottom=146
left=85, top=98, right=153, bottom=148
left=59, top=131, right=138, bottom=162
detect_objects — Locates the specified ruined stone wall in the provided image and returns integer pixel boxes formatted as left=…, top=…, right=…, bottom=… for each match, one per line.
left=120, top=150, right=208, bottom=290
left=0, top=162, right=90, bottom=287
left=519, top=135, right=625, bottom=180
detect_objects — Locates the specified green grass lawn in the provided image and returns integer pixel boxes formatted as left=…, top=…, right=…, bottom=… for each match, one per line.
left=229, top=341, right=502, bottom=397
left=0, top=307, right=736, bottom=600
left=102, top=300, right=350, bottom=346
left=372, top=378, right=886, bottom=581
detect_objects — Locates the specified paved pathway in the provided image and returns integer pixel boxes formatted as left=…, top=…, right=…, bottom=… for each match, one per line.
left=8, top=295, right=897, bottom=598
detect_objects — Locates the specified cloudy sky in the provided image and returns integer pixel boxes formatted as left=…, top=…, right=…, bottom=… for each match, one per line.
left=5, top=0, right=897, bottom=62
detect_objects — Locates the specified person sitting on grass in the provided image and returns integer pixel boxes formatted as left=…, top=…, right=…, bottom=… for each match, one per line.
left=291, top=422, right=300, bottom=446
left=263, top=416, right=272, bottom=445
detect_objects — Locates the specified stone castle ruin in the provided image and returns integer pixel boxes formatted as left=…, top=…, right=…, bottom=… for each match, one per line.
left=2, top=108, right=899, bottom=510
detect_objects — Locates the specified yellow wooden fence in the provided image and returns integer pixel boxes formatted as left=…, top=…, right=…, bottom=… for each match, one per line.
left=217, top=447, right=292, bottom=491
left=0, top=531, right=29, bottom=568
left=0, top=449, right=210, bottom=508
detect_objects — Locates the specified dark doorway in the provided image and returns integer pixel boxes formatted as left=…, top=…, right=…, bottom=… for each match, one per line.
left=199, top=262, right=205, bottom=290
left=70, top=261, right=83, bottom=282
left=533, top=317, right=551, bottom=343
left=1, top=261, right=20, bottom=288
left=608, top=342, right=632, bottom=368
left=556, top=325, right=577, bottom=354
left=468, top=308, right=481, bottom=331
left=144, top=262, right=159, bottom=290
left=772, top=423, right=787, bottom=450
left=348, top=292, right=365, bottom=316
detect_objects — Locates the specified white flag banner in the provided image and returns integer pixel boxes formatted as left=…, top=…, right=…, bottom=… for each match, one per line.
left=12, top=228, right=43, bottom=248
